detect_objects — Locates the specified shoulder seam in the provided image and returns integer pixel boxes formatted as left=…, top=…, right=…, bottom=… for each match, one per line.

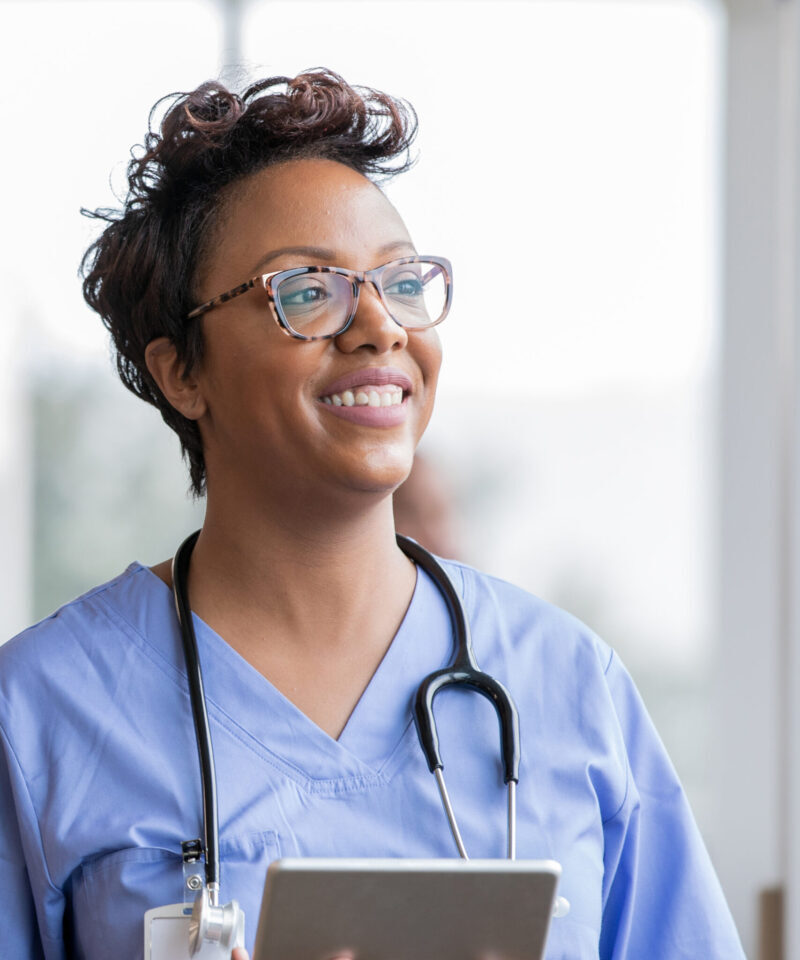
left=439, top=558, right=471, bottom=608
left=0, top=720, right=62, bottom=894
left=9, top=565, right=144, bottom=641
left=600, top=648, right=635, bottom=822
left=600, top=756, right=631, bottom=825
left=603, top=646, right=615, bottom=675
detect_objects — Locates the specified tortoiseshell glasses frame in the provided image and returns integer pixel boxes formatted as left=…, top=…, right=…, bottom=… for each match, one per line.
left=186, top=256, right=453, bottom=341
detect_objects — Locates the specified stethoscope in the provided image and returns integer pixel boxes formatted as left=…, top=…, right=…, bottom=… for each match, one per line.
left=171, top=529, right=566, bottom=955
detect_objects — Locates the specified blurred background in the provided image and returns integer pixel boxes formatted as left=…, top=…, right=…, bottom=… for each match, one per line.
left=1, top=0, right=798, bottom=956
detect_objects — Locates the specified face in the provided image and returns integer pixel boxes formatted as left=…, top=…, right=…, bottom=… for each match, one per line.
left=188, top=158, right=442, bottom=504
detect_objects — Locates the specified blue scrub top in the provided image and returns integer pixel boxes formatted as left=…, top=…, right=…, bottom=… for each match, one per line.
left=0, top=558, right=745, bottom=959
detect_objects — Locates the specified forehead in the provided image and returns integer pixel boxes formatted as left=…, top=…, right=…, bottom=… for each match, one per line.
left=211, top=159, right=411, bottom=273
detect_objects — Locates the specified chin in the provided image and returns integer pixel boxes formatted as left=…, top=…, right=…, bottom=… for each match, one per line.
left=346, top=449, right=414, bottom=496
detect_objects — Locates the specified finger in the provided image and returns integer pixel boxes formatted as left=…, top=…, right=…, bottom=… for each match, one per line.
left=231, top=948, right=250, bottom=960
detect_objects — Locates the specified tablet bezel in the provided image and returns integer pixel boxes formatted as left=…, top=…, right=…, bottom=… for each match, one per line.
left=253, top=857, right=562, bottom=960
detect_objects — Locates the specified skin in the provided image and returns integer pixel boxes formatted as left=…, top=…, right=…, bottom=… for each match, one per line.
left=146, top=157, right=442, bottom=744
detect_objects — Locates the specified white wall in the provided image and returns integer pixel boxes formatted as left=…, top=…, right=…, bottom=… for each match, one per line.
left=0, top=282, right=31, bottom=641
left=719, top=0, right=800, bottom=954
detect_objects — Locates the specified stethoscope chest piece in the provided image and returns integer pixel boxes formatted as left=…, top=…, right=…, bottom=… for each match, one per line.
left=188, top=886, right=244, bottom=956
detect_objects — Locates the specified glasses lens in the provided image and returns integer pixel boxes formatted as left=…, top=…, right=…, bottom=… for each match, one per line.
left=274, top=271, right=353, bottom=337
left=381, top=260, right=448, bottom=328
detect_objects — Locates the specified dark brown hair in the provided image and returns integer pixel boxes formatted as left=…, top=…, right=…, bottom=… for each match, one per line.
left=81, top=69, right=417, bottom=496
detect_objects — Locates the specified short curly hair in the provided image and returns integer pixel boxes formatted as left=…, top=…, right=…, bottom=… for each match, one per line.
left=81, top=69, right=418, bottom=496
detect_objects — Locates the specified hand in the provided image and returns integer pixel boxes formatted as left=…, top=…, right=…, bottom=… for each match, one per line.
left=231, top=949, right=352, bottom=960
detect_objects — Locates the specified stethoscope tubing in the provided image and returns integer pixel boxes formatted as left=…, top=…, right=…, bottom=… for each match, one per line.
left=399, top=535, right=520, bottom=786
left=172, top=531, right=221, bottom=898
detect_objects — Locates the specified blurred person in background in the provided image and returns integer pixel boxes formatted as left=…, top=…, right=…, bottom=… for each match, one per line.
left=393, top=453, right=463, bottom=560
left=0, top=70, right=745, bottom=959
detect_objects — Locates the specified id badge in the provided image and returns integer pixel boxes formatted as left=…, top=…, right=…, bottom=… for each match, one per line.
left=144, top=902, right=245, bottom=959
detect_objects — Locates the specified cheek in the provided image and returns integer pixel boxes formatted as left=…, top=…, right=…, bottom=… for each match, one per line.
left=205, top=349, right=262, bottom=407
left=412, top=329, right=443, bottom=379
left=421, top=331, right=443, bottom=392
left=201, top=321, right=294, bottom=394
left=414, top=333, right=443, bottom=435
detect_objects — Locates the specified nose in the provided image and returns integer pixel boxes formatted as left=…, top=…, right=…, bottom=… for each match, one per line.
left=334, top=280, right=408, bottom=354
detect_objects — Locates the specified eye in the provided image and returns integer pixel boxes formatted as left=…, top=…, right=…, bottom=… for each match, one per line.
left=278, top=277, right=331, bottom=315
left=384, top=272, right=424, bottom=299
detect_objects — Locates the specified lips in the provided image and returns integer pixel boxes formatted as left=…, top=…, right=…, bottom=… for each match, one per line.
left=319, top=367, right=413, bottom=399
left=318, top=367, right=413, bottom=427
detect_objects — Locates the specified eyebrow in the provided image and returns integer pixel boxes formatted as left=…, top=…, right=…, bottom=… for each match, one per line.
left=248, top=240, right=416, bottom=275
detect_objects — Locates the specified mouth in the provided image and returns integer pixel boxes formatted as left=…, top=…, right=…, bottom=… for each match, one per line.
left=317, top=368, right=413, bottom=426
left=318, top=368, right=413, bottom=406
left=321, top=384, right=405, bottom=408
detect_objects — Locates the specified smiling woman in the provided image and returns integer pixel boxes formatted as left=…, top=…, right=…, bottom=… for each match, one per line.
left=145, top=159, right=442, bottom=518
left=0, top=70, right=745, bottom=960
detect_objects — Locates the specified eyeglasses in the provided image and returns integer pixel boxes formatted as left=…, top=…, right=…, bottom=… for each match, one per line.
left=187, top=256, right=453, bottom=341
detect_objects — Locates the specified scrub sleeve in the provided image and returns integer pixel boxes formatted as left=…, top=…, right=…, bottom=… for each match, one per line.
left=598, top=653, right=743, bottom=958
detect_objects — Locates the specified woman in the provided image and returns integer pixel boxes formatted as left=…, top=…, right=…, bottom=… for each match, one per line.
left=0, top=70, right=744, bottom=959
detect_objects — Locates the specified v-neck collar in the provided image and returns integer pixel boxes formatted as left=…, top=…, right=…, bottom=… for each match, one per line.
left=133, top=562, right=454, bottom=788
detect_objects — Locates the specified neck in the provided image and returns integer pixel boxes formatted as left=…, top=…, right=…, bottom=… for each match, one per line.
left=184, top=482, right=415, bottom=656
left=156, top=476, right=419, bottom=740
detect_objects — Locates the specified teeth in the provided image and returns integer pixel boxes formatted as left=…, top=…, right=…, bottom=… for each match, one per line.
left=322, top=386, right=404, bottom=408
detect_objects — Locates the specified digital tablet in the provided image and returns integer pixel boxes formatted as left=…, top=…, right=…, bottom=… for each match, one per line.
left=253, top=857, right=561, bottom=960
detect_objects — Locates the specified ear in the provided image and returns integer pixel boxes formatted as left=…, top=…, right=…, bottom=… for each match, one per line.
left=144, top=337, right=207, bottom=421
